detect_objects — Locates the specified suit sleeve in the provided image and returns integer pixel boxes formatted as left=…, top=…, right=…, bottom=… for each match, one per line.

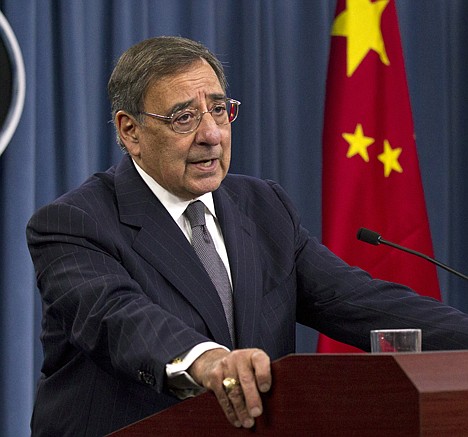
left=266, top=180, right=468, bottom=351
left=27, top=201, right=210, bottom=393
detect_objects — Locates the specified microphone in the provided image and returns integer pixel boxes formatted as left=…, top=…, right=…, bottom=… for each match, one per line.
left=357, top=227, right=468, bottom=281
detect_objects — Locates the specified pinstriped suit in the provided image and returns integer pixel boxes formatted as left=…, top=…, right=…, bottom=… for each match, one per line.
left=27, top=155, right=468, bottom=435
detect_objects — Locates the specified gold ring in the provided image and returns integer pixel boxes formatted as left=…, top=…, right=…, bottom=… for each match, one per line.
left=222, top=377, right=239, bottom=394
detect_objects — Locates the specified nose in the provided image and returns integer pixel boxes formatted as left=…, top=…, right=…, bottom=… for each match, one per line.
left=195, top=111, right=223, bottom=146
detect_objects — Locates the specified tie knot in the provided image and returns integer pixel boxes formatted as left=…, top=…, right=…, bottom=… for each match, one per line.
left=185, top=200, right=206, bottom=228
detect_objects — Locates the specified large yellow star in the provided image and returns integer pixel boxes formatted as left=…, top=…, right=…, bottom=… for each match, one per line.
left=332, top=0, right=390, bottom=77
left=342, top=123, right=375, bottom=162
left=378, top=139, right=403, bottom=177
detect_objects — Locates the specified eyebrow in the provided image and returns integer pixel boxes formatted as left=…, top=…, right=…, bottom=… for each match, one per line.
left=168, top=93, right=227, bottom=115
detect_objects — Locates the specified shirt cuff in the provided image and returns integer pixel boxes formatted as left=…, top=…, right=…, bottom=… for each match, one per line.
left=166, top=342, right=230, bottom=399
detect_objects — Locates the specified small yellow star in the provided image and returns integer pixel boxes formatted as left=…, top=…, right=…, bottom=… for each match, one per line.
left=342, top=123, right=375, bottom=162
left=378, top=139, right=403, bottom=177
left=332, top=0, right=390, bottom=77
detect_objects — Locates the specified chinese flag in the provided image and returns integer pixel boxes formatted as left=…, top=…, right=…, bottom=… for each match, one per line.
left=318, top=0, right=441, bottom=353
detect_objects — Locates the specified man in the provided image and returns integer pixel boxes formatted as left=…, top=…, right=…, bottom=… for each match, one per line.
left=27, top=36, right=468, bottom=436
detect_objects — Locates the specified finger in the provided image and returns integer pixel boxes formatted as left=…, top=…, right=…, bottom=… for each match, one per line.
left=219, top=354, right=257, bottom=428
left=213, top=387, right=243, bottom=428
left=251, top=350, right=272, bottom=393
left=236, top=360, right=263, bottom=420
left=222, top=350, right=262, bottom=422
left=204, top=365, right=244, bottom=428
left=223, top=349, right=271, bottom=422
left=225, top=378, right=255, bottom=428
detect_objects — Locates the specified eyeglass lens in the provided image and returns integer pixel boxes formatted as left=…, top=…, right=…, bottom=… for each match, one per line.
left=172, top=100, right=239, bottom=133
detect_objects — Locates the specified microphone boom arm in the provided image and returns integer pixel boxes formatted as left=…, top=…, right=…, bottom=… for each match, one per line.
left=379, top=238, right=468, bottom=281
left=356, top=227, right=468, bottom=281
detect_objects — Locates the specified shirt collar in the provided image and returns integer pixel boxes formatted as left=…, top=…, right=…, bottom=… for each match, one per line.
left=132, top=159, right=217, bottom=222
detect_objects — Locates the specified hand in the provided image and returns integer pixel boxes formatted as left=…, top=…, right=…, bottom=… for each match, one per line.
left=188, top=348, right=271, bottom=428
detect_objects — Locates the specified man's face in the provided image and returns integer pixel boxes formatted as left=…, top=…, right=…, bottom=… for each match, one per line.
left=123, top=60, right=231, bottom=200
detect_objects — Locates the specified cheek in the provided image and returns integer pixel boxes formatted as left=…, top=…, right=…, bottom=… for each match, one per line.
left=155, top=148, right=187, bottom=180
left=144, top=132, right=186, bottom=166
left=138, top=134, right=186, bottom=180
left=221, top=138, right=232, bottom=169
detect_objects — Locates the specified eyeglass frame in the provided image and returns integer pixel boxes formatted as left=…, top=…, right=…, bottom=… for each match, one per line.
left=139, top=98, right=241, bottom=134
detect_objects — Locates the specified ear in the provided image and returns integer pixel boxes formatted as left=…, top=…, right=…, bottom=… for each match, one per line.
left=115, top=110, right=141, bottom=156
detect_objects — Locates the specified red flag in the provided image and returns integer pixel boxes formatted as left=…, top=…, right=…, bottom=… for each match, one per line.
left=318, top=0, right=441, bottom=353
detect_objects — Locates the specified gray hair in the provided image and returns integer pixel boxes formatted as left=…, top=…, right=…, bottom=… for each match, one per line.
left=108, top=36, right=227, bottom=147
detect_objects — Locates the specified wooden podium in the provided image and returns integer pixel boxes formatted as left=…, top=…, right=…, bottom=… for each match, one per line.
left=108, top=351, right=468, bottom=436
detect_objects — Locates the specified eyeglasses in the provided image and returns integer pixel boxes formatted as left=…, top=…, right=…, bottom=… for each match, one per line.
left=140, top=98, right=241, bottom=134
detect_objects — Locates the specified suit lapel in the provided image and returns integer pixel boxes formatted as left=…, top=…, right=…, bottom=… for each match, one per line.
left=214, top=184, right=264, bottom=349
left=114, top=157, right=233, bottom=347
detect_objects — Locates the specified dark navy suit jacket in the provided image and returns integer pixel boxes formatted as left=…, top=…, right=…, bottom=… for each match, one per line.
left=27, top=155, right=468, bottom=436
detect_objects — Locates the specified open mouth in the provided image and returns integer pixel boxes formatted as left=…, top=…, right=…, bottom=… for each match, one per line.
left=193, top=159, right=217, bottom=168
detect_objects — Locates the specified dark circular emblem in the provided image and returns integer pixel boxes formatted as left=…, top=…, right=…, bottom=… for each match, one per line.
left=0, top=12, right=25, bottom=156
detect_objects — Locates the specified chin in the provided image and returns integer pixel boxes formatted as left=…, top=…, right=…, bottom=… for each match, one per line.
left=191, top=178, right=223, bottom=197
